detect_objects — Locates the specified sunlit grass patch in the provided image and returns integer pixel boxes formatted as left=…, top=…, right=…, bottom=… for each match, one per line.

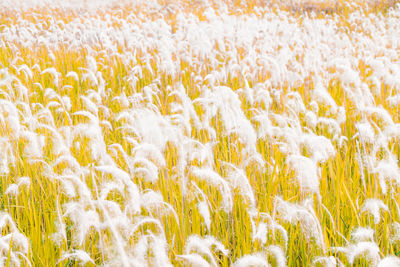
left=0, top=0, right=399, bottom=266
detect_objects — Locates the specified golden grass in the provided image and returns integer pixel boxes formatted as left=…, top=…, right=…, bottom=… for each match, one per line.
left=0, top=0, right=399, bottom=266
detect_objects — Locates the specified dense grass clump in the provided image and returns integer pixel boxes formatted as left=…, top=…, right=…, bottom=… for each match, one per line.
left=0, top=0, right=399, bottom=266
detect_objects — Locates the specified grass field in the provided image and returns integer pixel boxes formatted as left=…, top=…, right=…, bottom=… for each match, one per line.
left=0, top=0, right=400, bottom=266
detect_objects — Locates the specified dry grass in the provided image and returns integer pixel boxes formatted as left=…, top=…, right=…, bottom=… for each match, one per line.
left=0, top=0, right=399, bottom=266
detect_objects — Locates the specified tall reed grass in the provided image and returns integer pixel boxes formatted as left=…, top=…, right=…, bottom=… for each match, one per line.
left=0, top=0, right=399, bottom=266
